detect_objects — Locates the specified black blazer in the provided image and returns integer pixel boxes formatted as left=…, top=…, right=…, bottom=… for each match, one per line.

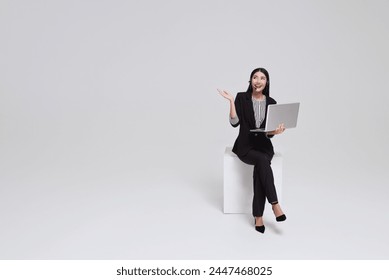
left=231, top=92, right=277, bottom=158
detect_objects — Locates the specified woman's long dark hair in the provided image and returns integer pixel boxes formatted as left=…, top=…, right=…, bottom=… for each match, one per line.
left=246, top=67, right=270, bottom=96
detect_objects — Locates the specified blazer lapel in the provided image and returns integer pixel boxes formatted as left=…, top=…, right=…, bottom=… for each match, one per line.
left=244, top=92, right=256, bottom=129
left=260, top=96, right=268, bottom=129
left=262, top=95, right=274, bottom=129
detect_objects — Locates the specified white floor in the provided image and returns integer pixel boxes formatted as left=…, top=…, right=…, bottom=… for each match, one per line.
left=1, top=155, right=388, bottom=260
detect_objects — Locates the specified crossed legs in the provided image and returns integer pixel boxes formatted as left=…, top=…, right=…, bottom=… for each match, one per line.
left=238, top=149, right=286, bottom=232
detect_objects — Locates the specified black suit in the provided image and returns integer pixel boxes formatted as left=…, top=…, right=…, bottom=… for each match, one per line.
left=231, top=92, right=279, bottom=217
left=231, top=92, right=277, bottom=159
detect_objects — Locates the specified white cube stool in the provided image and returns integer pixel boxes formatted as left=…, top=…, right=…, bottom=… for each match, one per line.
left=223, top=147, right=283, bottom=213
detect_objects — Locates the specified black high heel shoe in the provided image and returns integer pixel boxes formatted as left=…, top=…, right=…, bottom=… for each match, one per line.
left=271, top=203, right=287, bottom=222
left=255, top=225, right=265, bottom=233
left=276, top=214, right=287, bottom=222
left=254, top=218, right=265, bottom=233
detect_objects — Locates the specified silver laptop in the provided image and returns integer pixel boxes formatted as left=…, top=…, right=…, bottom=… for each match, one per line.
left=250, top=102, right=300, bottom=132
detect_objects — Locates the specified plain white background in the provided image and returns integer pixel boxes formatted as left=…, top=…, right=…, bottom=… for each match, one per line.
left=1, top=0, right=388, bottom=259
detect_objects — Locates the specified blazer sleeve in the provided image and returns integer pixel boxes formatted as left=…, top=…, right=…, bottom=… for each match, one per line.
left=230, top=93, right=242, bottom=128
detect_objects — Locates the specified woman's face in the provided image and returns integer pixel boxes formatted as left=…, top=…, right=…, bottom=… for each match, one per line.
left=251, top=71, right=267, bottom=93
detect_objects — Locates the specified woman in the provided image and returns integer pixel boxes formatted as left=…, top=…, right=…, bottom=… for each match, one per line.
left=218, top=67, right=286, bottom=234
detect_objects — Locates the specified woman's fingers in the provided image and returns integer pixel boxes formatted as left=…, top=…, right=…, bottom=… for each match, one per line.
left=218, top=89, right=228, bottom=96
left=217, top=88, right=226, bottom=96
left=217, top=89, right=233, bottom=101
left=276, top=123, right=286, bottom=134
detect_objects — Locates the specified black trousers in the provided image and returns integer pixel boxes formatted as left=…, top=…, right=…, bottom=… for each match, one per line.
left=238, top=149, right=278, bottom=217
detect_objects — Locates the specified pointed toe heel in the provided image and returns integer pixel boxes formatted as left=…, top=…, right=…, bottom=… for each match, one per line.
left=255, top=225, right=265, bottom=233
left=276, top=214, right=287, bottom=222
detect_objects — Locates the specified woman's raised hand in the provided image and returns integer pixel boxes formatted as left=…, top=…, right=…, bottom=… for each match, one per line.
left=218, top=89, right=238, bottom=119
left=217, top=89, right=234, bottom=103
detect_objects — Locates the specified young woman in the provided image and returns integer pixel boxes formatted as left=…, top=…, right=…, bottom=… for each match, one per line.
left=218, top=67, right=286, bottom=234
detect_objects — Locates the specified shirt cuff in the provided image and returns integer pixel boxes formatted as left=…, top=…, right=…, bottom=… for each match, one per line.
left=265, top=132, right=274, bottom=139
left=230, top=116, right=239, bottom=126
